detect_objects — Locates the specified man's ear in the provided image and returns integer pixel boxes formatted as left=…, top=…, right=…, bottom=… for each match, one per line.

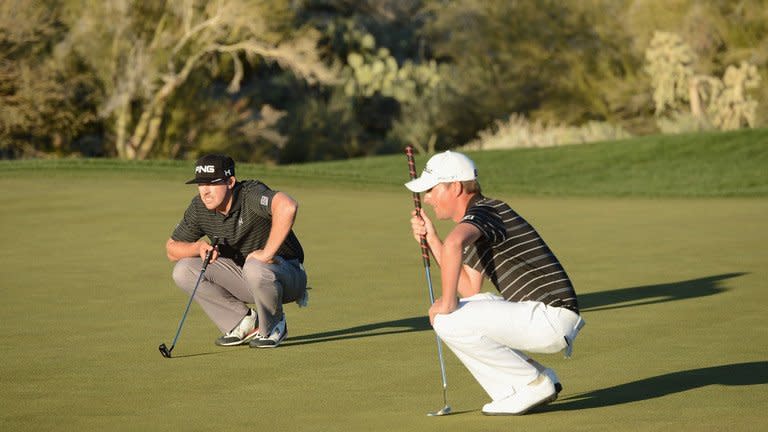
left=449, top=181, right=463, bottom=196
left=228, top=176, right=237, bottom=189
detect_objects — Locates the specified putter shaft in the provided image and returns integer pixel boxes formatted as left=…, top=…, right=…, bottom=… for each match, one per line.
left=160, top=237, right=219, bottom=358
left=405, top=147, right=452, bottom=416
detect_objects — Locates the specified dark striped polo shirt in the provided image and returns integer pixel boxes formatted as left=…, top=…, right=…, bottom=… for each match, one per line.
left=171, top=180, right=304, bottom=266
left=461, top=196, right=579, bottom=313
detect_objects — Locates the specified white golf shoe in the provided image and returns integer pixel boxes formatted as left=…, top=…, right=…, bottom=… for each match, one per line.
left=542, top=368, right=563, bottom=395
left=215, top=308, right=259, bottom=346
left=481, top=373, right=557, bottom=416
left=249, top=314, right=287, bottom=348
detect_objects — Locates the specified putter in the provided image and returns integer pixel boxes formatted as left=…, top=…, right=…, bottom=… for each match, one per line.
left=405, top=146, right=452, bottom=417
left=159, top=237, right=220, bottom=358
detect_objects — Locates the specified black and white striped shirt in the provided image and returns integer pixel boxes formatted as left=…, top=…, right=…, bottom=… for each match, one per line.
left=171, top=180, right=304, bottom=266
left=462, top=196, right=579, bottom=313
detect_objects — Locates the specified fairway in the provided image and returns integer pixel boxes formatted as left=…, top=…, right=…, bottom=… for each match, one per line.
left=1, top=168, right=766, bottom=431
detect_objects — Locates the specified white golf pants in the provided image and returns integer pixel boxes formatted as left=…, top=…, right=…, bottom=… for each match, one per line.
left=432, top=293, right=583, bottom=401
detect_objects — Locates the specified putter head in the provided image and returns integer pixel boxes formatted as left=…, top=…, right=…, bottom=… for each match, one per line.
left=427, top=405, right=452, bottom=416
left=158, top=343, right=172, bottom=358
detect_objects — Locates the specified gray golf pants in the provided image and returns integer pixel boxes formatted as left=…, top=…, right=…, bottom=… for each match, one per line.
left=172, top=256, right=307, bottom=336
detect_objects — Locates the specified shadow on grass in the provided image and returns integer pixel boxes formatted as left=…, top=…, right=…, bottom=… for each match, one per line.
left=166, top=272, right=745, bottom=353
left=281, top=315, right=431, bottom=348
left=153, top=317, right=431, bottom=356
left=580, top=273, right=745, bottom=313
left=163, top=351, right=224, bottom=359
left=540, top=361, right=767, bottom=412
left=281, top=273, right=745, bottom=347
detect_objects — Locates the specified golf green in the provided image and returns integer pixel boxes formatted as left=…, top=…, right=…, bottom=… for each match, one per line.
left=1, top=172, right=766, bottom=431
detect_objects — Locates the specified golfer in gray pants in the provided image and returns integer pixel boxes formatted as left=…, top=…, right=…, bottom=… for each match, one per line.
left=172, top=255, right=307, bottom=346
left=166, top=154, right=308, bottom=348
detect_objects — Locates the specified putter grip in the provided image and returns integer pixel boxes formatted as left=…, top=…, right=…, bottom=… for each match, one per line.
left=405, top=146, right=431, bottom=268
left=201, top=237, right=220, bottom=272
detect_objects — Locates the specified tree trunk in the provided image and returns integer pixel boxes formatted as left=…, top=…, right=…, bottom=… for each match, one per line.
left=689, top=76, right=703, bottom=120
left=136, top=104, right=166, bottom=160
left=129, top=52, right=203, bottom=160
left=115, top=102, right=132, bottom=159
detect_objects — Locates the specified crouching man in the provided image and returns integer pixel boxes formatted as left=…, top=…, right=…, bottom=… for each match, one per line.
left=406, top=151, right=585, bottom=415
left=166, top=154, right=308, bottom=349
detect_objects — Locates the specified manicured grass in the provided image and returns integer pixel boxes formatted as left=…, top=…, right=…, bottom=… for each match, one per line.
left=1, top=175, right=766, bottom=431
left=2, top=128, right=766, bottom=197
left=1, top=130, right=766, bottom=431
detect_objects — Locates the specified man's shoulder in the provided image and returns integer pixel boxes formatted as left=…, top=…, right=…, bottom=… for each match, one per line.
left=463, top=197, right=496, bottom=221
left=236, top=180, right=275, bottom=213
left=238, top=180, right=275, bottom=200
left=239, top=179, right=270, bottom=191
left=464, top=197, right=519, bottom=227
left=469, top=196, right=507, bottom=213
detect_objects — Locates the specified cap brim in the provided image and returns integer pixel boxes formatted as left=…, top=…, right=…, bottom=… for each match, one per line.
left=185, top=177, right=227, bottom=185
left=404, top=174, right=439, bottom=193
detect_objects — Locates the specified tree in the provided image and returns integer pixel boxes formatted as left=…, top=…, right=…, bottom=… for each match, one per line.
left=0, top=0, right=100, bottom=157
left=295, top=1, right=441, bottom=157
left=60, top=0, right=337, bottom=160
left=420, top=0, right=640, bottom=146
left=646, top=31, right=761, bottom=131
left=622, top=0, right=768, bottom=127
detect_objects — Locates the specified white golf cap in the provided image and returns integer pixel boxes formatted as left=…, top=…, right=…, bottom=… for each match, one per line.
left=405, top=150, right=477, bottom=192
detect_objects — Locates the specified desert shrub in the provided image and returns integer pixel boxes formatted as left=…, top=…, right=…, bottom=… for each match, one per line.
left=462, top=114, right=632, bottom=150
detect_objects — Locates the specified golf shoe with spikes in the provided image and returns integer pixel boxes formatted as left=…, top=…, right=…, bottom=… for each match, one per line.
left=215, top=309, right=259, bottom=346
left=250, top=314, right=287, bottom=348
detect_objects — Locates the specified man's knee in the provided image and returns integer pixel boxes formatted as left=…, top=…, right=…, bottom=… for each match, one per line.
left=243, top=260, right=277, bottom=288
left=433, top=308, right=480, bottom=344
left=432, top=314, right=456, bottom=339
left=171, top=258, right=199, bottom=290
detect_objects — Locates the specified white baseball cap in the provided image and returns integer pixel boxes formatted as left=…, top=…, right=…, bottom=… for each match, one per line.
left=405, top=151, right=477, bottom=192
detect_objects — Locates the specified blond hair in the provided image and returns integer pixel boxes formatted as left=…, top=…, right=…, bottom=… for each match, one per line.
left=461, top=180, right=482, bottom=194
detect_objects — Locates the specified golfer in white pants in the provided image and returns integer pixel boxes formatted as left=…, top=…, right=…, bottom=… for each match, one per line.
left=406, top=151, right=585, bottom=415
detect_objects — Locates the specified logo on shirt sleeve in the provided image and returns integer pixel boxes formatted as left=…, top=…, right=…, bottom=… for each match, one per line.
left=260, top=196, right=269, bottom=207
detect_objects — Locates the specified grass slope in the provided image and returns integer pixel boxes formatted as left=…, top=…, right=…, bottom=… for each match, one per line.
left=1, top=128, right=766, bottom=197
left=0, top=130, right=766, bottom=431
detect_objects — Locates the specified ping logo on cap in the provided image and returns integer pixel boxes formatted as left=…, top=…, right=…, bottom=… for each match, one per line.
left=185, top=154, right=236, bottom=184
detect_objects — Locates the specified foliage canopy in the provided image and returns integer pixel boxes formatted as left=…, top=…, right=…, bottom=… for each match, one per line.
left=0, top=0, right=765, bottom=161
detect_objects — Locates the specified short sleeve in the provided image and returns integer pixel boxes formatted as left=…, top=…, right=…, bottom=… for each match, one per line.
left=244, top=181, right=277, bottom=218
left=460, top=205, right=507, bottom=244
